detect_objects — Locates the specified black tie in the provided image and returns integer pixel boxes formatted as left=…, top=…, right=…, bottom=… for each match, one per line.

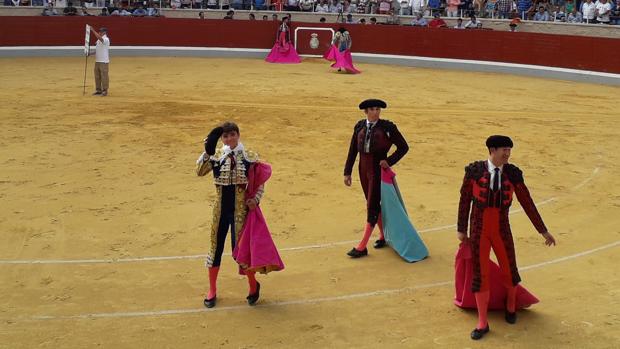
left=228, top=153, right=236, bottom=171
left=492, top=168, right=500, bottom=192
left=365, top=123, right=373, bottom=143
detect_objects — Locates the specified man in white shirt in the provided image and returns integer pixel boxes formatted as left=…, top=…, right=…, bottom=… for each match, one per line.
left=91, top=27, right=110, bottom=96
left=595, top=0, right=612, bottom=23
left=409, top=0, right=427, bottom=14
left=581, top=0, right=597, bottom=22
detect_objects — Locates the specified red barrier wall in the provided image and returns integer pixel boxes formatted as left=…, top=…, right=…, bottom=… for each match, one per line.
left=1, top=16, right=619, bottom=74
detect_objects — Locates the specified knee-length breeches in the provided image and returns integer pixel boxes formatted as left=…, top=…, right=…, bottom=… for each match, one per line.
left=206, top=185, right=248, bottom=267
left=359, top=153, right=381, bottom=225
left=474, top=208, right=515, bottom=292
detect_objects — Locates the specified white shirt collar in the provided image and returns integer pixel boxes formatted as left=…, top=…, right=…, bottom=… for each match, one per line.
left=487, top=159, right=503, bottom=172
left=219, top=142, right=245, bottom=162
left=366, top=119, right=378, bottom=127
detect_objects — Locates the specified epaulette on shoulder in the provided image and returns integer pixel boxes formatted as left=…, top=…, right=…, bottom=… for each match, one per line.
left=213, top=149, right=223, bottom=159
left=244, top=149, right=260, bottom=162
left=504, top=163, right=524, bottom=183
left=353, top=119, right=366, bottom=132
left=465, top=161, right=486, bottom=179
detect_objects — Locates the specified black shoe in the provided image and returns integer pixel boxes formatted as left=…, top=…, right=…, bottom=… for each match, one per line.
left=505, top=310, right=517, bottom=324
left=374, top=239, right=386, bottom=249
left=92, top=91, right=102, bottom=96
left=247, top=282, right=261, bottom=306
left=203, top=295, right=217, bottom=308
left=347, top=247, right=368, bottom=258
left=470, top=325, right=489, bottom=340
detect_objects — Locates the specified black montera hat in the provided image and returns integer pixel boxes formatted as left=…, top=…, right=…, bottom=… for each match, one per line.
left=486, top=135, right=514, bottom=148
left=359, top=99, right=387, bottom=110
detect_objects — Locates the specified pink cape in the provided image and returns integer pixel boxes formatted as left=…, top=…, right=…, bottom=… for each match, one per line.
left=330, top=49, right=361, bottom=74
left=454, top=242, right=539, bottom=310
left=323, top=45, right=337, bottom=61
left=265, top=32, right=301, bottom=64
left=232, top=162, right=285, bottom=275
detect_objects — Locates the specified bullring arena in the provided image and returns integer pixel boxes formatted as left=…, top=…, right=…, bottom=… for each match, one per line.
left=1, top=7, right=620, bottom=349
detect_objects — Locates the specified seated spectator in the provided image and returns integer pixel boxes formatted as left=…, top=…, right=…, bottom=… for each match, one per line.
left=262, top=14, right=269, bottom=19
left=170, top=0, right=182, bottom=8
left=533, top=6, right=549, bottom=20
left=80, top=5, right=93, bottom=15
left=42, top=3, right=59, bottom=15
left=595, top=0, right=612, bottom=24
left=180, top=0, right=192, bottom=8
left=552, top=5, right=566, bottom=21
left=300, top=0, right=314, bottom=11
left=566, top=7, right=582, bottom=22
left=464, top=14, right=479, bottom=27
left=205, top=0, right=219, bottom=9
left=378, top=0, right=391, bottom=14
left=63, top=1, right=78, bottom=16
left=370, top=16, right=377, bottom=23
left=199, top=11, right=205, bottom=18
left=132, top=5, right=147, bottom=16
left=99, top=7, right=109, bottom=16
left=411, top=11, right=428, bottom=25
left=346, top=13, right=355, bottom=21
left=454, top=17, right=465, bottom=27
left=272, top=13, right=278, bottom=20
left=223, top=9, right=234, bottom=18
left=386, top=8, right=401, bottom=23
left=359, top=17, right=367, bottom=23
left=249, top=13, right=256, bottom=19
left=428, top=12, right=447, bottom=26
left=316, top=0, right=329, bottom=12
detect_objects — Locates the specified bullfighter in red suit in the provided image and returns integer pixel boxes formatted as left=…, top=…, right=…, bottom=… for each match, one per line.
left=457, top=135, right=556, bottom=340
left=344, top=99, right=409, bottom=258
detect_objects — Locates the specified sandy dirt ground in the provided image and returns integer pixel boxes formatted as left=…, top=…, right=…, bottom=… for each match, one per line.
left=0, top=57, right=619, bottom=349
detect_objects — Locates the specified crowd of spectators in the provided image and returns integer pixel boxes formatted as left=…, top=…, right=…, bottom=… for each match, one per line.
left=3, top=0, right=619, bottom=24
left=36, top=0, right=163, bottom=16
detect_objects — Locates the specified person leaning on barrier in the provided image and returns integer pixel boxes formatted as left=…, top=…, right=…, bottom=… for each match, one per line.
left=42, top=3, right=59, bottom=16
left=63, top=1, right=78, bottom=16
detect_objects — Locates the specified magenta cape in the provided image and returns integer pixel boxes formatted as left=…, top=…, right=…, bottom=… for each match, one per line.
left=323, top=45, right=337, bottom=61
left=454, top=242, right=539, bottom=310
left=265, top=32, right=301, bottom=64
left=330, top=49, right=361, bottom=74
left=233, top=162, right=285, bottom=274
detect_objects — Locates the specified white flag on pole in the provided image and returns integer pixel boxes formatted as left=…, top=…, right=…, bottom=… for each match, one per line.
left=84, top=24, right=91, bottom=56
